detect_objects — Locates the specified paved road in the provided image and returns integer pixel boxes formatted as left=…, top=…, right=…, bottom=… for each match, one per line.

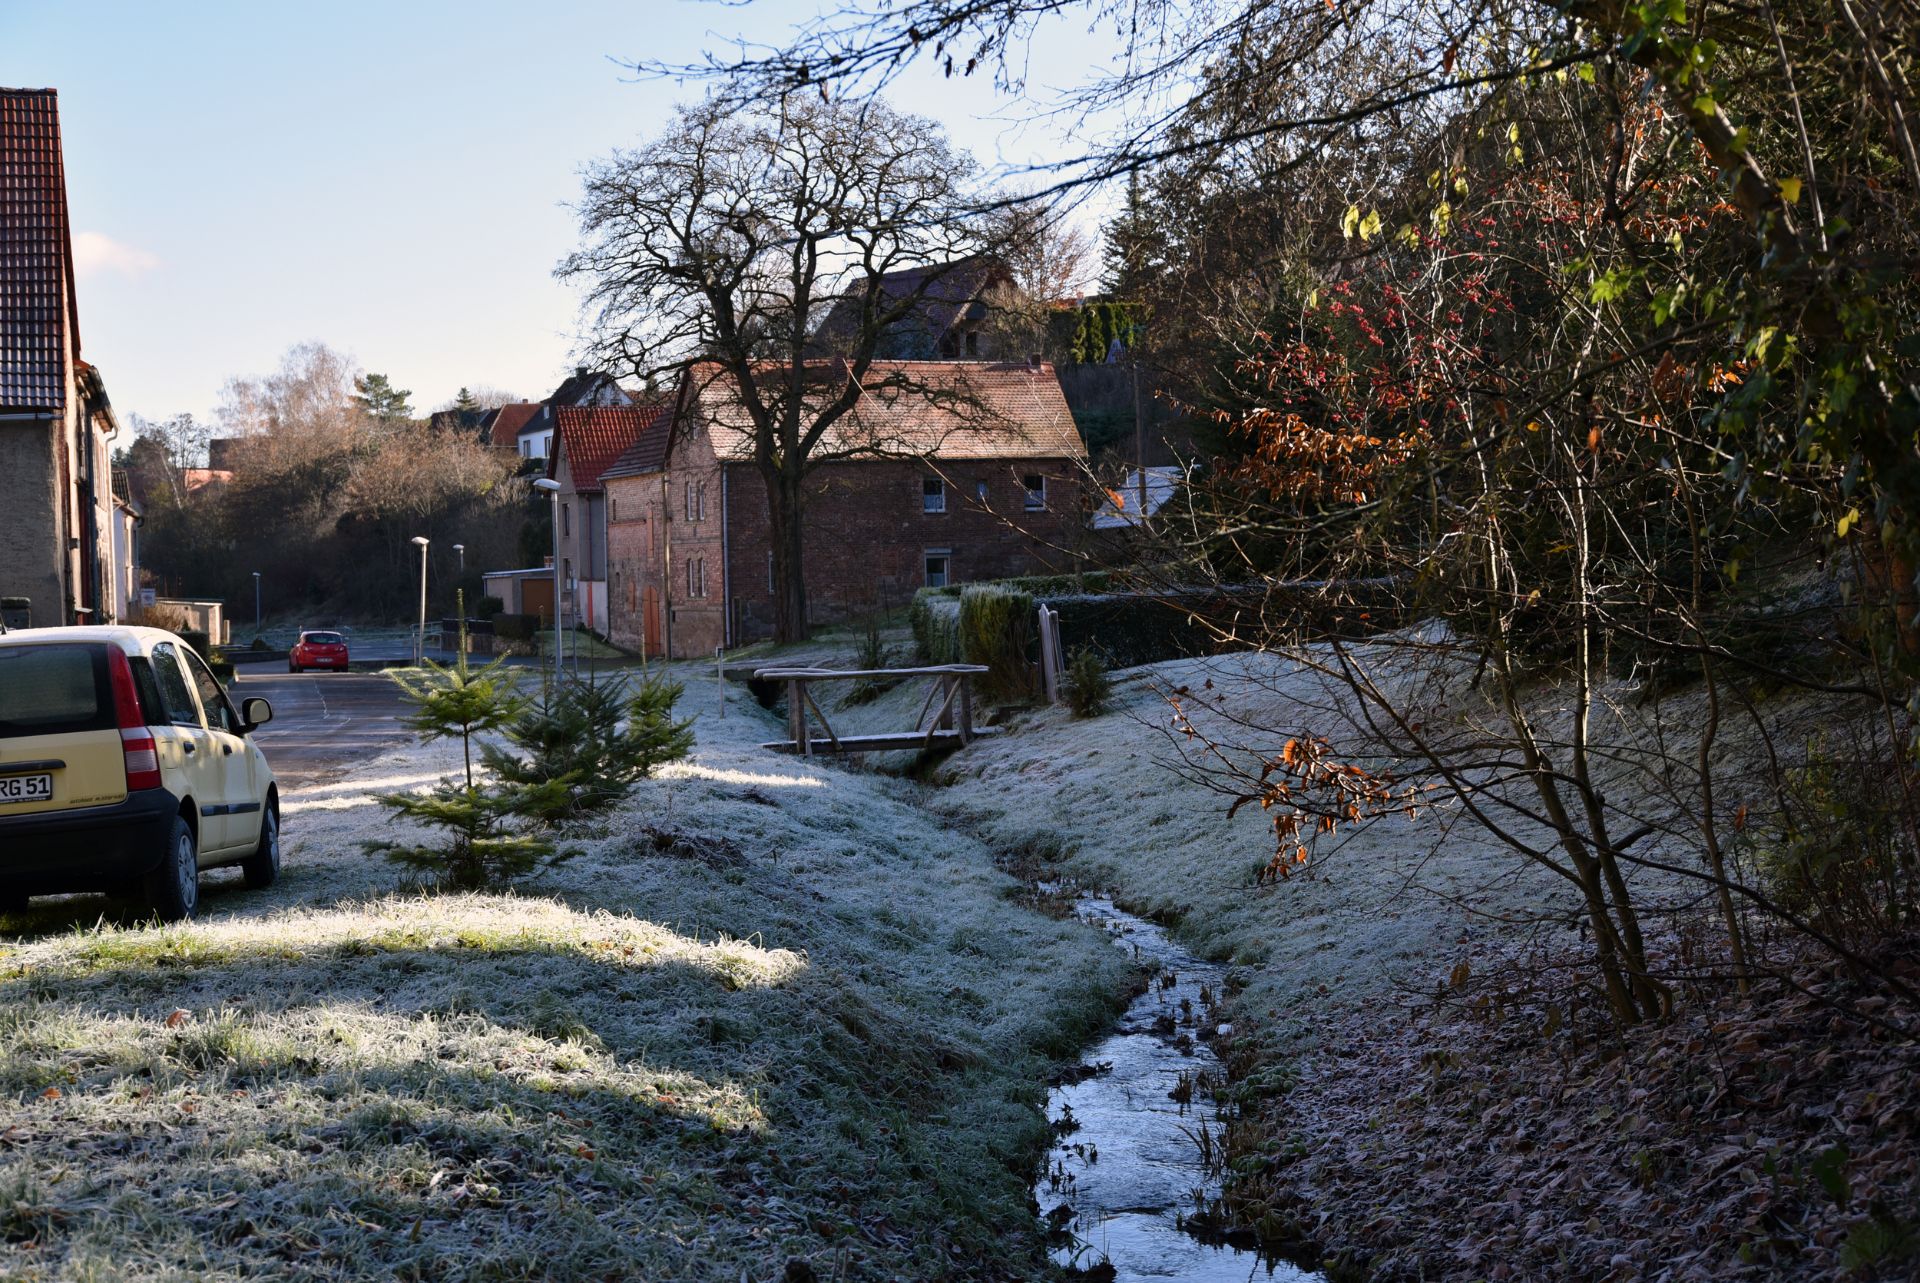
left=235, top=670, right=414, bottom=791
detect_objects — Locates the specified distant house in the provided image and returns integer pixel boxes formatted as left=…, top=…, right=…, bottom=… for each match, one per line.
left=108, top=481, right=143, bottom=621
left=0, top=87, right=127, bottom=626
left=478, top=402, right=540, bottom=453
left=604, top=359, right=1087, bottom=658
left=516, top=367, right=641, bottom=461
left=546, top=402, right=669, bottom=634
left=812, top=255, right=1025, bottom=362
left=1090, top=466, right=1185, bottom=530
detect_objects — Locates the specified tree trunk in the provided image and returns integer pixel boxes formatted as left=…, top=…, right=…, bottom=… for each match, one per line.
left=765, top=463, right=810, bottom=644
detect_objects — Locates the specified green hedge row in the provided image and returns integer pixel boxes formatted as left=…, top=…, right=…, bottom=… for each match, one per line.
left=494, top=613, right=540, bottom=642
left=909, top=586, right=1037, bottom=701
left=910, top=593, right=962, bottom=663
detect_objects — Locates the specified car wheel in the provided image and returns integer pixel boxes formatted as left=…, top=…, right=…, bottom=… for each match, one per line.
left=143, top=814, right=200, bottom=922
left=241, top=799, right=281, bottom=889
left=288, top=662, right=299, bottom=673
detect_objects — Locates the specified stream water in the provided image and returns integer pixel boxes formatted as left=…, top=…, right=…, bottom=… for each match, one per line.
left=1040, top=891, right=1325, bottom=1282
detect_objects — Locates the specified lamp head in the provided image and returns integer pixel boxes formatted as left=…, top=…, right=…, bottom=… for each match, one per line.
left=411, top=536, right=430, bottom=547
left=532, top=478, right=561, bottom=493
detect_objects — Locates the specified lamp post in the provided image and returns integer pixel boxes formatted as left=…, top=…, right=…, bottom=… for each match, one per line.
left=410, top=536, right=430, bottom=664
left=532, top=478, right=562, bottom=683
left=251, top=571, right=261, bottom=641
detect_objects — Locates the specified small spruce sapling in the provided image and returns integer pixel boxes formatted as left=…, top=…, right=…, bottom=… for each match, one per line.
left=485, top=670, right=693, bottom=826
left=364, top=594, right=569, bottom=888
left=1063, top=646, right=1113, bottom=718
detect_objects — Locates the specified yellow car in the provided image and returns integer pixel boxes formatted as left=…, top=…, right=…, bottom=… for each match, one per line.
left=0, top=626, right=281, bottom=921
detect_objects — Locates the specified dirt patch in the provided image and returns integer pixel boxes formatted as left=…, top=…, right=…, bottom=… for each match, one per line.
left=632, top=825, right=749, bottom=869
left=1218, top=937, right=1920, bottom=1281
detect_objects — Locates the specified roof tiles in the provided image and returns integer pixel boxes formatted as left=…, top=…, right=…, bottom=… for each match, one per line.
left=0, top=88, right=76, bottom=411
left=692, top=360, right=1085, bottom=464
left=554, top=403, right=669, bottom=491
left=487, top=402, right=542, bottom=449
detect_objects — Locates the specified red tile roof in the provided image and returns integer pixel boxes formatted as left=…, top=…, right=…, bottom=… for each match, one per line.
left=599, top=400, right=675, bottom=479
left=487, top=402, right=541, bottom=449
left=0, top=88, right=78, bottom=411
left=689, top=360, right=1085, bottom=463
left=553, top=404, right=667, bottom=492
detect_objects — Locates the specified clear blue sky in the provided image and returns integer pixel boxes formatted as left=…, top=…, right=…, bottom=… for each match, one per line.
left=0, top=0, right=1114, bottom=426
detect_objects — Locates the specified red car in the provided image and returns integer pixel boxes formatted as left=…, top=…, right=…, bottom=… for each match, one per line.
left=288, top=630, right=349, bottom=673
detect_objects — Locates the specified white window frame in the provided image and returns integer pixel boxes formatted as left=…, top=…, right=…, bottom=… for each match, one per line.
left=922, top=476, right=947, bottom=514
left=1023, top=473, right=1047, bottom=512
left=924, top=549, right=952, bottom=588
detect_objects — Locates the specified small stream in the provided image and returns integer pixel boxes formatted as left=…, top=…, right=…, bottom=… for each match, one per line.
left=1040, top=891, right=1324, bottom=1282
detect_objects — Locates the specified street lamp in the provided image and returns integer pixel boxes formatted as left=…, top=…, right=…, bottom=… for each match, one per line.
left=410, top=536, right=430, bottom=664
left=251, top=571, right=261, bottom=642
left=453, top=543, right=465, bottom=573
left=532, top=478, right=562, bottom=682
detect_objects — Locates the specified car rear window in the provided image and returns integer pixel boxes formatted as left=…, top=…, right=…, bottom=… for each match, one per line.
left=303, top=632, right=345, bottom=645
left=0, top=643, right=114, bottom=739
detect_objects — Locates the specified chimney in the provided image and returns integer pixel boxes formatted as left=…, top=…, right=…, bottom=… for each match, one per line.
left=575, top=365, right=589, bottom=378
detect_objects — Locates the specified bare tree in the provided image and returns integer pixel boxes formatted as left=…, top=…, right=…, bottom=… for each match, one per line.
left=559, top=94, right=994, bottom=642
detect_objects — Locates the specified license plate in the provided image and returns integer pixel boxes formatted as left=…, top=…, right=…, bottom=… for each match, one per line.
left=0, top=774, right=53, bottom=805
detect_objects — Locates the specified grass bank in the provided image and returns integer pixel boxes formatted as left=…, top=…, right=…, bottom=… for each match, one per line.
left=0, top=666, right=1129, bottom=1281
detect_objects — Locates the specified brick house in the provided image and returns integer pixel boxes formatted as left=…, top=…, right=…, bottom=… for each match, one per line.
left=603, top=359, right=1087, bottom=658
left=0, top=88, right=126, bottom=627
left=547, top=402, right=668, bottom=634
left=811, top=255, right=1023, bottom=361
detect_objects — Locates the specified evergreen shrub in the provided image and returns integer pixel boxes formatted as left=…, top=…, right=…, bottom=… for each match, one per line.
left=494, top=613, right=538, bottom=642
left=1062, top=646, right=1113, bottom=718
left=958, top=584, right=1035, bottom=702
left=485, top=672, right=693, bottom=826
left=910, top=591, right=962, bottom=664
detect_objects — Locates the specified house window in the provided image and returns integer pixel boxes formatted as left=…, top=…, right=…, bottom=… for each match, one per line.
left=687, top=556, right=707, bottom=598
left=767, top=551, right=775, bottom=593
left=609, top=496, right=617, bottom=520
left=924, top=550, right=951, bottom=588
left=697, top=481, right=707, bottom=521
left=562, top=503, right=571, bottom=537
left=964, top=330, right=979, bottom=356
left=1023, top=474, right=1047, bottom=511
left=975, top=480, right=988, bottom=504
left=922, top=476, right=946, bottom=514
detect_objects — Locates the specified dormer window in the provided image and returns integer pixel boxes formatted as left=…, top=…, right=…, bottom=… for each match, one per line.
left=922, top=476, right=946, bottom=514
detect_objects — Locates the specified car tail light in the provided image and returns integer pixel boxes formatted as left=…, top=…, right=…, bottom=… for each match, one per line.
left=107, top=647, right=163, bottom=791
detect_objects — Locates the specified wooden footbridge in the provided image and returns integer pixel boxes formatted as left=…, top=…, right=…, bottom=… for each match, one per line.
left=755, top=664, right=1004, bottom=756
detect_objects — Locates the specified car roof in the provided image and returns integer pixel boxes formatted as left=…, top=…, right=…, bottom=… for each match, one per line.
left=0, top=624, right=180, bottom=651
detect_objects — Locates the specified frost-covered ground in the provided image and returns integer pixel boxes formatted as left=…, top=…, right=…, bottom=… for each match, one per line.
left=0, top=666, right=1129, bottom=1282
left=922, top=649, right=1587, bottom=1056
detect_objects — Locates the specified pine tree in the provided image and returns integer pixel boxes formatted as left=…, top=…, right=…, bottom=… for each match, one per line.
left=1100, top=171, right=1158, bottom=298
left=354, top=372, right=414, bottom=421
left=453, top=387, right=482, bottom=432
left=484, top=671, right=693, bottom=826
left=363, top=599, right=568, bottom=888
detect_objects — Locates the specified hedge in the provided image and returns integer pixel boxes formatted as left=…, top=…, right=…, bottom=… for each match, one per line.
left=910, top=585, right=1038, bottom=701
left=910, top=592, right=961, bottom=664
left=1040, top=579, right=1404, bottom=670
left=958, top=584, right=1036, bottom=702
left=493, top=613, right=539, bottom=643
